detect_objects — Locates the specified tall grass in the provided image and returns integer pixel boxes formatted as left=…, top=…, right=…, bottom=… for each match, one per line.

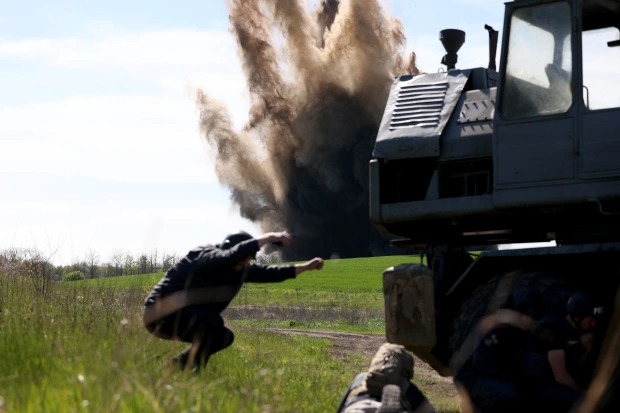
left=0, top=274, right=366, bottom=412
left=0, top=255, right=460, bottom=412
left=73, top=255, right=420, bottom=333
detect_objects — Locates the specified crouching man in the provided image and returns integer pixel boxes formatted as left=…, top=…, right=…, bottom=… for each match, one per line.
left=336, top=342, right=436, bottom=413
left=143, top=230, right=324, bottom=371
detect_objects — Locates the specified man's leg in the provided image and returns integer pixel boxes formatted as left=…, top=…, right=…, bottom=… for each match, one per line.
left=148, top=306, right=233, bottom=370
left=191, top=324, right=234, bottom=368
left=174, top=306, right=235, bottom=370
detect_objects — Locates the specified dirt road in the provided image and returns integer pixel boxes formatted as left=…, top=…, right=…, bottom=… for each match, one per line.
left=269, top=328, right=457, bottom=399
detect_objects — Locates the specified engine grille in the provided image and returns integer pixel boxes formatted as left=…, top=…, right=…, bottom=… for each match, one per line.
left=390, top=81, right=448, bottom=130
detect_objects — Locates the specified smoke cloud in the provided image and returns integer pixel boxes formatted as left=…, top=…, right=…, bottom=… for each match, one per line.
left=197, top=0, right=418, bottom=260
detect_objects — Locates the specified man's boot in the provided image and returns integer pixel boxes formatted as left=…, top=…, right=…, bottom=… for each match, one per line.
left=378, top=384, right=402, bottom=413
left=171, top=346, right=191, bottom=371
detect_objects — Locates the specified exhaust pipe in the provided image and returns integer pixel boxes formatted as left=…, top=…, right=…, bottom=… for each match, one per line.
left=485, top=24, right=498, bottom=71
left=440, top=29, right=465, bottom=70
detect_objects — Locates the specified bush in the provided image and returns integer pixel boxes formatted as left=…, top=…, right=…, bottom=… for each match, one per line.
left=63, top=270, right=85, bottom=281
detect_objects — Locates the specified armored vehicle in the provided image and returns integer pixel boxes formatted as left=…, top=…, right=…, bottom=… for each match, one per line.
left=370, top=0, right=620, bottom=376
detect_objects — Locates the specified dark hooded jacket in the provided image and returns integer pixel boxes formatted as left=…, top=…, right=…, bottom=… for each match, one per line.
left=144, top=238, right=295, bottom=314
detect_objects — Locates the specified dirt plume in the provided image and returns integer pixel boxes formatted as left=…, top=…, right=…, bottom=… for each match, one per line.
left=197, top=0, right=418, bottom=260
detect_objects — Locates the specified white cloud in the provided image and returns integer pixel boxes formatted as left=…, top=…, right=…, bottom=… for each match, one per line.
left=0, top=30, right=234, bottom=70
left=0, top=26, right=260, bottom=262
left=0, top=95, right=217, bottom=184
left=0, top=27, right=251, bottom=121
left=0, top=27, right=253, bottom=184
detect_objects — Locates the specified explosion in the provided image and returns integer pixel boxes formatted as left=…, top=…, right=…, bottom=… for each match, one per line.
left=197, top=0, right=418, bottom=260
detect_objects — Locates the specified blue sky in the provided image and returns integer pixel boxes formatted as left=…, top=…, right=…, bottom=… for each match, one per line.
left=0, top=0, right=504, bottom=265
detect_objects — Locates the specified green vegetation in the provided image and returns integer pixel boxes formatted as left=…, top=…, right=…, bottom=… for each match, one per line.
left=63, top=270, right=85, bottom=281
left=0, top=255, right=460, bottom=412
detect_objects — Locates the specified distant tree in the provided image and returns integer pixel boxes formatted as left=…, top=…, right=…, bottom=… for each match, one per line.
left=98, top=263, right=116, bottom=278
left=0, top=247, right=21, bottom=271
left=111, top=251, right=124, bottom=276
left=148, top=249, right=159, bottom=273
left=0, top=247, right=54, bottom=295
left=138, top=254, right=148, bottom=274
left=1, top=248, right=18, bottom=275
left=124, top=254, right=135, bottom=275
left=161, top=252, right=178, bottom=271
left=0, top=247, right=40, bottom=276
left=67, top=258, right=87, bottom=275
left=85, top=250, right=99, bottom=278
left=52, top=265, right=65, bottom=281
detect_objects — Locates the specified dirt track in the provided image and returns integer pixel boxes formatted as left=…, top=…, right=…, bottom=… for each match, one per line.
left=269, top=328, right=457, bottom=398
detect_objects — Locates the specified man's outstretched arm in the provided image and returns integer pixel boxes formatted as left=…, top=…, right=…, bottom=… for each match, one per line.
left=294, top=257, right=324, bottom=275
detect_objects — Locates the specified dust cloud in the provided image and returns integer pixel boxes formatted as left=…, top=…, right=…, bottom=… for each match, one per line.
left=197, top=0, right=418, bottom=260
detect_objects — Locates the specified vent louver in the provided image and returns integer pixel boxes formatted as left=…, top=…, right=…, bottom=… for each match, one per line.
left=389, top=81, right=448, bottom=130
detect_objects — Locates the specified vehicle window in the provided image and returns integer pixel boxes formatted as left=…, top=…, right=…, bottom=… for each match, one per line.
left=501, top=2, right=572, bottom=117
left=582, top=27, right=620, bottom=110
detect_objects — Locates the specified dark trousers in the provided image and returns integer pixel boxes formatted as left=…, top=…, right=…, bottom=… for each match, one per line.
left=528, top=383, right=581, bottom=413
left=455, top=375, right=522, bottom=413
left=146, top=305, right=234, bottom=368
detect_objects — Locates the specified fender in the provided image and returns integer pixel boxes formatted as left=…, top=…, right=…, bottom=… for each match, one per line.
left=383, top=263, right=451, bottom=376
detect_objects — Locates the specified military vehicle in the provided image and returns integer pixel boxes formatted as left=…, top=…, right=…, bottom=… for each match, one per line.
left=370, top=0, right=620, bottom=376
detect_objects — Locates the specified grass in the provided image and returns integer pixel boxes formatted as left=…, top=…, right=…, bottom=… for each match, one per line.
left=74, top=255, right=421, bottom=335
left=0, top=277, right=356, bottom=412
left=74, top=255, right=419, bottom=310
left=0, top=255, right=460, bottom=412
left=229, top=313, right=387, bottom=334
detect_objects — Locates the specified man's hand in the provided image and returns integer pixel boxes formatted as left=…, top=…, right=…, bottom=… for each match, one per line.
left=578, top=332, right=595, bottom=365
left=254, top=232, right=323, bottom=275
left=257, top=231, right=294, bottom=248
left=295, top=257, right=324, bottom=275
left=271, top=231, right=294, bottom=247
left=305, top=257, right=324, bottom=270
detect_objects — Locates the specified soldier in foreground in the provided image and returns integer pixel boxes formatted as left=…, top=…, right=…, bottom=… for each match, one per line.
left=527, top=292, right=603, bottom=413
left=454, top=288, right=545, bottom=413
left=142, top=230, right=324, bottom=371
left=455, top=289, right=603, bottom=413
left=336, top=342, right=436, bottom=413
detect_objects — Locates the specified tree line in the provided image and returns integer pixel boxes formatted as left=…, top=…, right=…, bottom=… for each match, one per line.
left=0, top=247, right=180, bottom=281
left=0, top=247, right=281, bottom=282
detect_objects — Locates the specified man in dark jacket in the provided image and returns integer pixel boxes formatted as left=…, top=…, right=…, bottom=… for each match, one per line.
left=143, top=230, right=324, bottom=371
left=527, top=291, right=603, bottom=413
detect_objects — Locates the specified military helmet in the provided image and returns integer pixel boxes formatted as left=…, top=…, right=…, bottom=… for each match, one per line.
left=567, top=291, right=603, bottom=318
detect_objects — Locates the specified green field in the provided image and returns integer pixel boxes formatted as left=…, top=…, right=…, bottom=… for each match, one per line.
left=74, top=255, right=423, bottom=332
left=0, top=255, right=460, bottom=412
left=73, top=255, right=420, bottom=292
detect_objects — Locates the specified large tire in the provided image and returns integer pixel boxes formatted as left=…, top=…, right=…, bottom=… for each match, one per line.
left=449, top=270, right=575, bottom=364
